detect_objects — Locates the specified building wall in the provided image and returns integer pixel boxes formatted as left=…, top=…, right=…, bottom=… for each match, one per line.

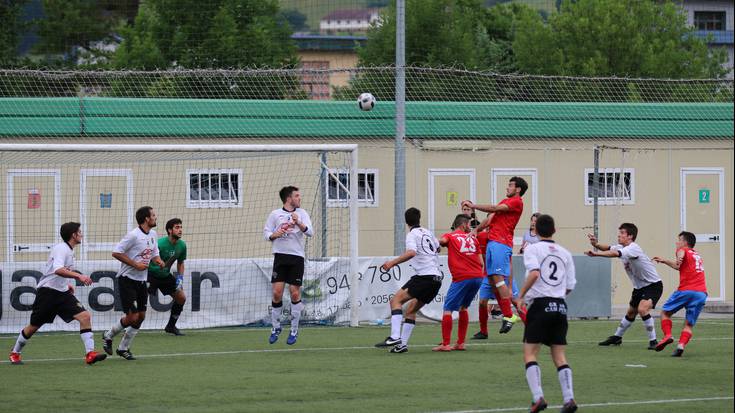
left=682, top=0, right=735, bottom=78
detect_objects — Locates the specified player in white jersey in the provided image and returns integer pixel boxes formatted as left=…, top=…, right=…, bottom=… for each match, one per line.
left=263, top=186, right=313, bottom=345
left=9, top=222, right=107, bottom=365
left=102, top=206, right=165, bottom=360
left=586, top=222, right=663, bottom=350
left=374, top=207, right=442, bottom=353
left=518, top=214, right=577, bottom=413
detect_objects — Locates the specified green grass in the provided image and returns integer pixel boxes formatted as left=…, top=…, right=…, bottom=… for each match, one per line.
left=2, top=318, right=733, bottom=413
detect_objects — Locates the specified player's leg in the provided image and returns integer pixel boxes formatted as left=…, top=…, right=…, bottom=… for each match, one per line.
left=376, top=287, right=413, bottom=347
left=9, top=324, right=40, bottom=365
left=673, top=291, right=707, bottom=357
left=104, top=277, right=139, bottom=354
left=487, top=242, right=515, bottom=332
left=637, top=298, right=658, bottom=349
left=436, top=282, right=463, bottom=350
left=116, top=281, right=147, bottom=359
left=269, top=281, right=286, bottom=343
left=600, top=292, right=638, bottom=346
left=165, top=281, right=187, bottom=336
left=286, top=283, right=303, bottom=345
left=391, top=276, right=441, bottom=353
left=393, top=298, right=423, bottom=353
left=655, top=291, right=685, bottom=351
left=9, top=288, right=54, bottom=364
left=524, top=343, right=547, bottom=412
left=551, top=345, right=577, bottom=412
left=72, top=310, right=107, bottom=364
left=474, top=277, right=492, bottom=339
left=455, top=278, right=481, bottom=349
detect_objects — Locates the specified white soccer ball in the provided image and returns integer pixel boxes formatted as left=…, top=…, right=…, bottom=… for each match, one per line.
left=357, top=92, right=376, bottom=111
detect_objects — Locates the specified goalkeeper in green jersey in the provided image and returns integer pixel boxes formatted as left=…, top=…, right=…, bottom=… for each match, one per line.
left=148, top=218, right=188, bottom=336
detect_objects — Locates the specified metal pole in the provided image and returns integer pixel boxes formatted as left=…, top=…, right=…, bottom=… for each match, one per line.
left=320, top=152, right=328, bottom=258
left=349, top=148, right=360, bottom=327
left=394, top=0, right=406, bottom=255
left=593, top=145, right=600, bottom=242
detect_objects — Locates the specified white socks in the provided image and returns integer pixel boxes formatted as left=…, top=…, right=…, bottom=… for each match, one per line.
left=12, top=330, right=29, bottom=353
left=290, top=301, right=304, bottom=331
left=614, top=315, right=635, bottom=337
left=118, top=327, right=139, bottom=351
left=80, top=330, right=94, bottom=353
left=525, top=362, right=544, bottom=402
left=642, top=314, right=657, bottom=341
left=558, top=365, right=575, bottom=403
left=400, top=319, right=415, bottom=347
left=107, top=319, right=126, bottom=339
left=271, top=301, right=284, bottom=329
left=390, top=311, right=402, bottom=340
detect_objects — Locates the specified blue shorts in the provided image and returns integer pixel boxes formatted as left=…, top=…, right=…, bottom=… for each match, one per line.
left=662, top=290, right=708, bottom=326
left=479, top=275, right=519, bottom=300
left=444, top=278, right=484, bottom=311
left=486, top=241, right=512, bottom=277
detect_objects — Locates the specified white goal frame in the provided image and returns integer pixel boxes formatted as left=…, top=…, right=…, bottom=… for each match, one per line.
left=0, top=143, right=361, bottom=327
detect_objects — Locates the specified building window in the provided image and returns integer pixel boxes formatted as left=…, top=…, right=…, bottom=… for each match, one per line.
left=301, top=61, right=330, bottom=100
left=694, top=11, right=726, bottom=31
left=584, top=168, right=634, bottom=205
left=187, top=169, right=242, bottom=208
left=327, top=169, right=378, bottom=207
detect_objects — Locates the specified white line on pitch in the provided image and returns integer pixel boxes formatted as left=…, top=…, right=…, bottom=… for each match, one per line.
left=431, top=396, right=734, bottom=413
left=1, top=337, right=732, bottom=364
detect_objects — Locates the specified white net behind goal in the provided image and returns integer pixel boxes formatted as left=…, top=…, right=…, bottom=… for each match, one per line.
left=0, top=145, right=358, bottom=333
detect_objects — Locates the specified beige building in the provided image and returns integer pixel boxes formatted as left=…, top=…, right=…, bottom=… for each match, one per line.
left=293, top=34, right=364, bottom=100
left=1, top=97, right=732, bottom=310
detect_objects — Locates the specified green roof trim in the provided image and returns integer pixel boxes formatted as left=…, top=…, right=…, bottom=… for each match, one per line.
left=0, top=98, right=732, bottom=138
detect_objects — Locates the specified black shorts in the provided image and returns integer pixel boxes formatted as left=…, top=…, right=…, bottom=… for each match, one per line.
left=402, top=275, right=443, bottom=304
left=119, top=276, right=148, bottom=313
left=524, top=297, right=569, bottom=346
left=272, top=253, right=304, bottom=286
left=630, top=281, right=663, bottom=309
left=148, top=273, right=178, bottom=296
left=30, top=287, right=86, bottom=326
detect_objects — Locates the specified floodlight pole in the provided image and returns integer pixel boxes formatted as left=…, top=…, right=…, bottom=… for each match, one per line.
left=394, top=0, right=406, bottom=255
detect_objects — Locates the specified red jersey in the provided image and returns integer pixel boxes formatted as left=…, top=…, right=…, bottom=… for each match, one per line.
left=442, top=230, right=484, bottom=282
left=477, top=230, right=489, bottom=255
left=677, top=247, right=707, bottom=293
left=487, top=196, right=524, bottom=247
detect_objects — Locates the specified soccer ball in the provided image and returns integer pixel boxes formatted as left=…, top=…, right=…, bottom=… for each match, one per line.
left=357, top=92, right=376, bottom=111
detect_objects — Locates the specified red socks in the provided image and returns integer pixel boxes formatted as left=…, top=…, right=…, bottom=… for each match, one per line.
left=441, top=314, right=453, bottom=345
left=679, top=330, right=692, bottom=347
left=661, top=318, right=673, bottom=338
left=498, top=297, right=513, bottom=318
left=457, top=310, right=469, bottom=344
left=478, top=304, right=488, bottom=334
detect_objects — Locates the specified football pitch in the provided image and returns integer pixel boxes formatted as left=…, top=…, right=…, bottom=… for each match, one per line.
left=1, top=317, right=732, bottom=413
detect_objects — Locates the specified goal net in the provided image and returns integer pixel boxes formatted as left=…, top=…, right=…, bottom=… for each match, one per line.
left=0, top=144, right=359, bottom=332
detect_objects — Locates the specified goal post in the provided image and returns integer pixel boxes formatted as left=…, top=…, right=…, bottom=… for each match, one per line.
left=0, top=143, right=361, bottom=331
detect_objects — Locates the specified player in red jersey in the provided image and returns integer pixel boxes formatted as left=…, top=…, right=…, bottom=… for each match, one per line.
left=652, top=231, right=708, bottom=357
left=433, top=214, right=485, bottom=351
left=463, top=176, right=528, bottom=334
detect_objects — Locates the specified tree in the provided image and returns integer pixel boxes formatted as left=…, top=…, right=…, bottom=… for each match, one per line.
left=34, top=0, right=110, bottom=55
left=112, top=0, right=298, bottom=69
left=280, top=9, right=307, bottom=32
left=1, top=1, right=29, bottom=67
left=513, top=0, right=728, bottom=78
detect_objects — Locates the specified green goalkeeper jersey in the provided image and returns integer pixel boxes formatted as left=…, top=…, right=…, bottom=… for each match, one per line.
left=148, top=237, right=187, bottom=279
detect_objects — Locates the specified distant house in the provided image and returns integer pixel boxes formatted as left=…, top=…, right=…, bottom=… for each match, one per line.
left=319, top=9, right=381, bottom=34
left=679, top=0, right=734, bottom=78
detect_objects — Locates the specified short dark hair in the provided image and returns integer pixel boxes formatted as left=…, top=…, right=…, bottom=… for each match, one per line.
left=452, top=214, right=470, bottom=230
left=136, top=206, right=153, bottom=225
left=60, top=222, right=81, bottom=242
left=679, top=231, right=696, bottom=248
left=619, top=223, right=638, bottom=241
left=535, top=214, right=555, bottom=238
left=510, top=176, right=528, bottom=197
left=166, top=218, right=182, bottom=235
left=405, top=207, right=421, bottom=227
left=279, top=186, right=299, bottom=203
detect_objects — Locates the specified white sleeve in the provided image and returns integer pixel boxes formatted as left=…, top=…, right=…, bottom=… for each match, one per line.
left=113, top=232, right=135, bottom=254
left=263, top=212, right=276, bottom=241
left=565, top=254, right=577, bottom=291
left=619, top=244, right=640, bottom=260
left=405, top=232, right=417, bottom=252
left=50, top=247, right=67, bottom=273
left=151, top=232, right=160, bottom=259
left=523, top=247, right=540, bottom=271
left=301, top=210, right=314, bottom=237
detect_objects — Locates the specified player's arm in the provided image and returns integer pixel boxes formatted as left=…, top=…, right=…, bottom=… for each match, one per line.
left=438, top=235, right=449, bottom=247
left=111, top=252, right=147, bottom=271
left=584, top=249, right=620, bottom=258
left=517, top=269, right=540, bottom=309
left=381, top=249, right=416, bottom=271
left=586, top=233, right=611, bottom=251
left=293, top=211, right=314, bottom=237
left=653, top=249, right=684, bottom=270
left=264, top=213, right=286, bottom=241
left=54, top=267, right=92, bottom=286
left=462, top=200, right=509, bottom=214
